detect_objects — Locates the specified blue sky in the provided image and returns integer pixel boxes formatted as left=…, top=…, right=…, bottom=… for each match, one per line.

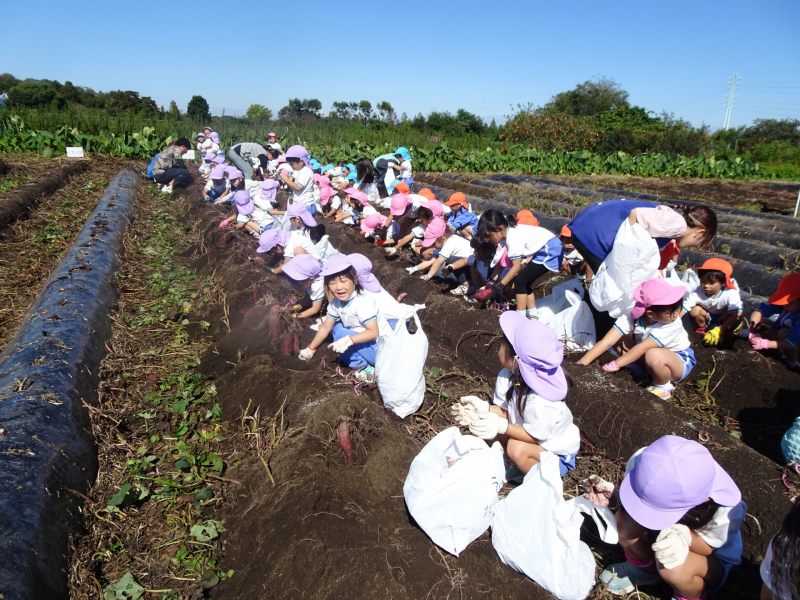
left=4, top=0, right=799, bottom=130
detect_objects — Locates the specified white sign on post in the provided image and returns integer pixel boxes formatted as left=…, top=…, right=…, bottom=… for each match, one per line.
left=181, top=150, right=196, bottom=160
left=66, top=147, right=85, bottom=158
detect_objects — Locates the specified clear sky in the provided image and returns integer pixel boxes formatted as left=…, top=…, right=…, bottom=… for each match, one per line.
left=4, top=0, right=799, bottom=130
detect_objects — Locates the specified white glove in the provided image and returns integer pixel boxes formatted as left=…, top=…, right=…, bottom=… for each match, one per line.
left=449, top=403, right=476, bottom=427
left=468, top=412, right=509, bottom=440
left=298, top=347, right=316, bottom=361
left=579, top=474, right=616, bottom=508
left=327, top=336, right=354, bottom=354
left=459, top=395, right=490, bottom=414
left=652, top=524, right=692, bottom=570
left=405, top=266, right=419, bottom=274
left=384, top=247, right=398, bottom=255
left=420, top=274, right=430, bottom=281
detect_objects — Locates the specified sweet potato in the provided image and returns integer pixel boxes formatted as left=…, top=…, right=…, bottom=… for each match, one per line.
left=337, top=422, right=354, bottom=464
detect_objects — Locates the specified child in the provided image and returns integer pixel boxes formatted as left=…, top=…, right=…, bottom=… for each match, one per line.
left=266, top=132, right=282, bottom=153
left=387, top=147, right=413, bottom=186
left=219, top=167, right=245, bottom=204
left=199, top=152, right=216, bottom=176
left=515, top=210, right=539, bottom=226
left=598, top=435, right=745, bottom=600
left=219, top=190, right=260, bottom=237
left=760, top=501, right=800, bottom=600
left=477, top=209, right=563, bottom=316
left=196, top=132, right=207, bottom=153
left=578, top=278, right=695, bottom=399
left=749, top=272, right=800, bottom=368
left=332, top=188, right=367, bottom=225
left=355, top=157, right=381, bottom=205
left=207, top=132, right=221, bottom=155
left=450, top=312, right=579, bottom=478
left=204, top=165, right=230, bottom=203
left=298, top=254, right=389, bottom=383
left=379, top=184, right=412, bottom=235
left=461, top=239, right=511, bottom=302
left=265, top=147, right=282, bottom=175
left=409, top=223, right=473, bottom=289
left=342, top=163, right=357, bottom=183
left=559, top=225, right=585, bottom=278
left=682, top=258, right=743, bottom=342
left=385, top=205, right=436, bottom=256
left=361, top=213, right=399, bottom=245
left=250, top=179, right=284, bottom=232
left=256, top=229, right=321, bottom=274
left=279, top=145, right=318, bottom=214
left=280, top=254, right=327, bottom=320
left=348, top=253, right=408, bottom=329
left=445, top=193, right=479, bottom=240
left=286, top=202, right=319, bottom=236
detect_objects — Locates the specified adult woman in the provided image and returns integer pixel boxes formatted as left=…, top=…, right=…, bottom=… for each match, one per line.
left=568, top=200, right=717, bottom=336
left=152, top=137, right=192, bottom=194
left=228, top=141, right=269, bottom=179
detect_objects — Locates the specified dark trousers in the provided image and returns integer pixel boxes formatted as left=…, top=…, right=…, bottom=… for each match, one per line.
left=154, top=168, right=190, bottom=187
left=571, top=234, right=616, bottom=338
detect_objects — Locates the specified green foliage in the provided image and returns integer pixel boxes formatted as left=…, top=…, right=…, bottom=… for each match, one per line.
left=109, top=91, right=158, bottom=113
left=277, top=97, right=322, bottom=122
left=245, top=103, right=273, bottom=120
left=500, top=108, right=600, bottom=151
left=545, top=76, right=630, bottom=115
left=186, top=95, right=211, bottom=122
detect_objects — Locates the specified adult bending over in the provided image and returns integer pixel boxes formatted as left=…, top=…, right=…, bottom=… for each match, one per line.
left=228, top=141, right=269, bottom=179
left=152, top=137, right=192, bottom=194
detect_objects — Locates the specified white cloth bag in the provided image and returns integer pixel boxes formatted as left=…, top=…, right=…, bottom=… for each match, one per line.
left=537, top=282, right=596, bottom=351
left=491, top=452, right=596, bottom=600
left=589, top=219, right=660, bottom=318
left=375, top=307, right=428, bottom=418
left=404, top=427, right=505, bottom=556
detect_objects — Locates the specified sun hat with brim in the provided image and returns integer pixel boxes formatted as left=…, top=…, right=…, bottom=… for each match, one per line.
left=387, top=179, right=402, bottom=193
left=285, top=145, right=310, bottom=167
left=697, top=258, right=736, bottom=290
left=197, top=132, right=206, bottom=138
left=257, top=230, right=291, bottom=254
left=392, top=182, right=410, bottom=195
left=320, top=187, right=335, bottom=206
left=446, top=192, right=467, bottom=208
left=203, top=126, right=213, bottom=132
left=345, top=187, right=369, bottom=204
left=395, top=147, right=411, bottom=161
left=209, top=132, right=220, bottom=144
left=768, top=272, right=800, bottom=306
left=499, top=311, right=568, bottom=402
left=260, top=179, right=279, bottom=200
left=320, top=254, right=354, bottom=278
left=210, top=165, right=227, bottom=180
left=418, top=188, right=436, bottom=201
left=268, top=132, right=277, bottom=138
left=321, top=164, right=334, bottom=175
left=561, top=224, right=572, bottom=237
left=225, top=168, right=243, bottom=180
left=204, top=152, right=216, bottom=162
left=631, top=278, right=687, bottom=319
left=287, top=202, right=317, bottom=227
left=309, top=159, right=322, bottom=171
left=313, top=174, right=331, bottom=187
left=422, top=218, right=447, bottom=248
left=516, top=210, right=539, bottom=227
left=390, top=193, right=411, bottom=216
left=422, top=200, right=445, bottom=218
left=360, top=213, right=387, bottom=234
left=281, top=254, right=321, bottom=282
left=213, top=155, right=226, bottom=164
left=233, top=190, right=254, bottom=215
left=620, top=435, right=741, bottom=532
left=348, top=253, right=381, bottom=293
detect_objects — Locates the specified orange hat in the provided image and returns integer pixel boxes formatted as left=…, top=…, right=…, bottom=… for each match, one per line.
left=515, top=210, right=539, bottom=227
left=418, top=188, right=436, bottom=201
left=768, top=272, right=800, bottom=306
left=697, top=258, right=736, bottom=290
left=393, top=182, right=410, bottom=195
left=561, top=224, right=572, bottom=237
left=445, top=192, right=467, bottom=208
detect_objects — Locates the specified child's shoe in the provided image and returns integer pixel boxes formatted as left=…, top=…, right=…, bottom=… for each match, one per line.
left=646, top=382, right=675, bottom=400
left=161, top=185, right=172, bottom=194
left=599, top=562, right=661, bottom=595
left=450, top=283, right=469, bottom=296
left=354, top=366, right=376, bottom=383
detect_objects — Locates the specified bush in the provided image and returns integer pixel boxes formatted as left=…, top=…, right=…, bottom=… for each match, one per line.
left=499, top=111, right=600, bottom=151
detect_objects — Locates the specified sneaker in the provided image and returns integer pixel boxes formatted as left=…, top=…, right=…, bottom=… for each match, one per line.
left=161, top=185, right=173, bottom=194
left=504, top=463, right=526, bottom=486
left=646, top=384, right=674, bottom=400
left=463, top=296, right=478, bottom=304
left=384, top=247, right=397, bottom=255
left=354, top=366, right=375, bottom=383
left=450, top=283, right=469, bottom=296
left=599, top=562, right=661, bottom=596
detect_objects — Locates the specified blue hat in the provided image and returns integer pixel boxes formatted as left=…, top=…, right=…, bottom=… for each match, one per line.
left=395, top=147, right=411, bottom=161
left=387, top=179, right=401, bottom=193
left=309, top=159, right=322, bottom=171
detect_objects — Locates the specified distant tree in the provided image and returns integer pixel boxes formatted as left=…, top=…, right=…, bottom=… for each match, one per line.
left=278, top=98, right=321, bottom=122
left=108, top=90, right=158, bottom=113
left=376, top=101, right=396, bottom=124
left=411, top=113, right=426, bottom=131
left=8, top=80, right=58, bottom=107
left=330, top=101, right=358, bottom=119
left=187, top=95, right=211, bottom=121
left=744, top=118, right=800, bottom=145
left=399, top=112, right=409, bottom=124
left=489, top=118, right=497, bottom=130
left=455, top=108, right=485, bottom=135
left=546, top=76, right=629, bottom=116
left=246, top=103, right=273, bottom=120
left=358, top=100, right=373, bottom=123
left=169, top=100, right=181, bottom=118
left=0, top=73, right=20, bottom=93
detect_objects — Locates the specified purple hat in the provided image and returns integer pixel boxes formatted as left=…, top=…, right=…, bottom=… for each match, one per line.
left=213, top=155, right=226, bottom=165
left=348, top=253, right=381, bottom=293
left=226, top=167, right=243, bottom=180
left=203, top=126, right=213, bottom=132
left=260, top=179, right=279, bottom=200
left=256, top=229, right=291, bottom=254
left=233, top=190, right=254, bottom=215
left=197, top=132, right=206, bottom=138
left=287, top=202, right=317, bottom=227
left=204, top=152, right=216, bottom=162
left=498, top=312, right=568, bottom=402
left=282, top=254, right=321, bottom=282
left=209, top=165, right=227, bottom=180
left=285, top=145, right=311, bottom=168
left=320, top=254, right=354, bottom=277
left=209, top=132, right=220, bottom=144
left=620, top=436, right=741, bottom=531
left=631, top=278, right=686, bottom=319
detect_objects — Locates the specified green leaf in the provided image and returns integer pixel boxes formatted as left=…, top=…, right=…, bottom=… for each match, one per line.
left=190, top=520, right=226, bottom=542
left=175, top=459, right=191, bottom=470
left=107, top=483, right=137, bottom=509
left=172, top=398, right=190, bottom=413
left=103, top=572, right=144, bottom=600
left=195, top=569, right=220, bottom=589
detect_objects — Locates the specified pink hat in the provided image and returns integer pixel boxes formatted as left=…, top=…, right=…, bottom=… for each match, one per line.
left=347, top=253, right=381, bottom=293
left=225, top=167, right=243, bottom=180
left=204, top=152, right=216, bottom=162
left=233, top=190, right=254, bottom=215
left=268, top=132, right=277, bottom=137
left=313, top=174, right=331, bottom=187
left=620, top=435, right=741, bottom=531
left=345, top=187, right=369, bottom=205
left=390, top=193, right=411, bottom=216
left=320, top=187, right=335, bottom=206
left=631, top=278, right=687, bottom=319
left=422, top=217, right=447, bottom=248
left=257, top=229, right=291, bottom=254
left=281, top=254, right=321, bottom=282
left=422, top=199, right=445, bottom=218
left=287, top=202, right=317, bottom=227
left=260, top=179, right=279, bottom=200
left=360, top=213, right=387, bottom=234
left=209, top=165, right=227, bottom=180
left=499, top=312, right=567, bottom=402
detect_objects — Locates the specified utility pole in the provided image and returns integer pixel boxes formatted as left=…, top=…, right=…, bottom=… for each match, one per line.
left=723, top=73, right=739, bottom=130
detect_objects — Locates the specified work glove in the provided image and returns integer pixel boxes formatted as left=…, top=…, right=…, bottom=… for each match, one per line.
left=751, top=336, right=770, bottom=350
left=327, top=336, right=354, bottom=354
left=420, top=274, right=430, bottom=281
left=459, top=395, right=490, bottom=414
left=652, top=524, right=693, bottom=570
left=703, top=326, right=721, bottom=346
left=449, top=403, right=476, bottom=427
left=602, top=360, right=620, bottom=373
left=298, top=346, right=316, bottom=361
left=579, top=475, right=616, bottom=508
left=405, top=266, right=419, bottom=274
left=384, top=246, right=398, bottom=255
left=489, top=281, right=505, bottom=301
left=374, top=227, right=388, bottom=240
left=468, top=412, right=509, bottom=440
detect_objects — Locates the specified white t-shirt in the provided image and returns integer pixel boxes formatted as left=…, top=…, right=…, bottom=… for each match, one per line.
left=613, top=313, right=691, bottom=352
left=440, top=235, right=473, bottom=263
left=309, top=278, right=325, bottom=303
left=506, top=224, right=556, bottom=260
left=624, top=449, right=746, bottom=566
left=362, top=204, right=378, bottom=218
left=564, top=248, right=583, bottom=267
left=284, top=231, right=320, bottom=259
left=683, top=282, right=743, bottom=315
left=250, top=208, right=275, bottom=228
left=399, top=160, right=412, bottom=179
left=292, top=167, right=316, bottom=207
left=326, top=291, right=390, bottom=335
left=410, top=224, right=425, bottom=240
left=493, top=368, right=580, bottom=456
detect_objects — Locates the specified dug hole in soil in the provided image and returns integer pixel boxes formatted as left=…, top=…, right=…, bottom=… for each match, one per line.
left=177, top=178, right=797, bottom=599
